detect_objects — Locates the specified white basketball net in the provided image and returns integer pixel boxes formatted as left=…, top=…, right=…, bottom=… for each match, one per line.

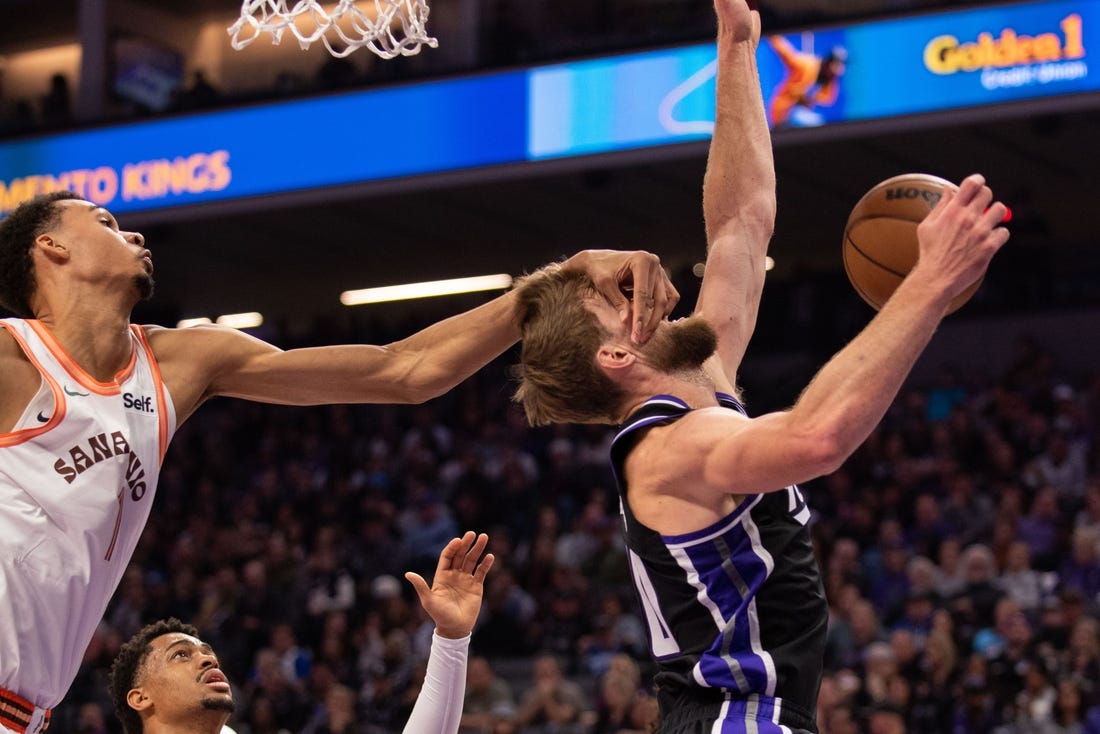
left=228, top=0, right=438, bottom=59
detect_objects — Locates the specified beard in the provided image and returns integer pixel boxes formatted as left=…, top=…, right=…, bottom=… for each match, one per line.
left=201, top=696, right=236, bottom=714
left=644, top=315, right=718, bottom=374
left=134, top=273, right=155, bottom=301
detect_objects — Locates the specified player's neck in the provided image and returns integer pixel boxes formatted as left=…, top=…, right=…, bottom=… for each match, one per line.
left=145, top=711, right=229, bottom=734
left=32, top=297, right=135, bottom=382
left=621, top=369, right=717, bottom=418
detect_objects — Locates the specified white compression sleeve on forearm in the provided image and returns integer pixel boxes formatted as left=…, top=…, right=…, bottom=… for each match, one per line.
left=401, top=632, right=471, bottom=734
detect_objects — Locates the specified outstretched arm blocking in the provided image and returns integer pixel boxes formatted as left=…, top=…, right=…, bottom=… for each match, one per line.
left=157, top=249, right=679, bottom=420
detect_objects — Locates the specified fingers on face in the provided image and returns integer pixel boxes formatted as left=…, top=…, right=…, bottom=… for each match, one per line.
left=631, top=253, right=676, bottom=340
left=598, top=274, right=629, bottom=310
left=666, top=282, right=681, bottom=313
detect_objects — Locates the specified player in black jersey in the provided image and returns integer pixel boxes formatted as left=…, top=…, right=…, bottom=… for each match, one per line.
left=510, top=0, right=1011, bottom=731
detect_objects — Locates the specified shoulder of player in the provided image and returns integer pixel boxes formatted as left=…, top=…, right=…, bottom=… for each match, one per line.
left=0, top=324, right=20, bottom=356
left=632, top=407, right=749, bottom=473
left=675, top=406, right=752, bottom=450
left=142, top=324, right=267, bottom=378
left=140, top=323, right=255, bottom=356
left=0, top=324, right=32, bottom=368
left=0, top=324, right=38, bottom=396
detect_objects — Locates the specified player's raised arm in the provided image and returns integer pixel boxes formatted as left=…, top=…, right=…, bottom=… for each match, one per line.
left=695, top=0, right=775, bottom=393
left=400, top=532, right=495, bottom=734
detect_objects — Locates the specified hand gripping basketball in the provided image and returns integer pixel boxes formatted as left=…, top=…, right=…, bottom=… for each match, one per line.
left=843, top=173, right=1009, bottom=314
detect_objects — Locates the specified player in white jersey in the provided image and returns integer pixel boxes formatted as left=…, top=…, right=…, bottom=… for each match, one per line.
left=0, top=191, right=679, bottom=731
left=107, top=532, right=493, bottom=734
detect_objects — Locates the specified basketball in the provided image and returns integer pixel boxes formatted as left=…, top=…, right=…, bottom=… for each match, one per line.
left=843, top=173, right=981, bottom=314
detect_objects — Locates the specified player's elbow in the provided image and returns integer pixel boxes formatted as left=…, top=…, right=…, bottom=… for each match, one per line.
left=378, top=346, right=447, bottom=404
left=396, top=368, right=451, bottom=404
left=748, top=194, right=777, bottom=241
left=789, top=426, right=848, bottom=479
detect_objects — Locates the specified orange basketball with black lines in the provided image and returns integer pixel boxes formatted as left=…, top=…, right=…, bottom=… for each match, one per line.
left=843, top=173, right=981, bottom=314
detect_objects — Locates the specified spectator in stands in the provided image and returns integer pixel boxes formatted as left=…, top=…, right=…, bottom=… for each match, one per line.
left=588, top=669, right=640, bottom=734
left=893, top=589, right=936, bottom=649
left=869, top=539, right=912, bottom=625
left=512, top=654, right=591, bottom=734
left=301, top=683, right=363, bottom=734
left=175, top=71, right=222, bottom=110
left=954, top=544, right=1004, bottom=630
left=1058, top=527, right=1100, bottom=600
left=934, top=536, right=967, bottom=599
left=1062, top=616, right=1100, bottom=686
left=909, top=630, right=958, bottom=734
left=954, top=674, right=1005, bottom=734
left=39, top=72, right=71, bottom=128
left=532, top=567, right=590, bottom=664
left=1018, top=486, right=1067, bottom=570
left=1026, top=429, right=1089, bottom=501
left=1001, top=541, right=1048, bottom=613
left=824, top=702, right=859, bottom=734
left=576, top=592, right=646, bottom=677
left=1048, top=678, right=1091, bottom=734
left=908, top=492, right=950, bottom=559
left=1012, top=656, right=1059, bottom=733
left=857, top=642, right=898, bottom=709
left=905, top=555, right=940, bottom=601
left=304, top=544, right=357, bottom=620
left=1076, top=481, right=1100, bottom=534
left=866, top=703, right=907, bottom=734
left=269, top=623, right=311, bottom=691
left=246, top=647, right=312, bottom=732
left=459, top=656, right=516, bottom=734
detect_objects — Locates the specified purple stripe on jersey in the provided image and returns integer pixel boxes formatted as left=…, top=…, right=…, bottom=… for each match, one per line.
left=660, top=495, right=761, bottom=546
left=675, top=521, right=775, bottom=692
left=649, top=394, right=691, bottom=406
left=714, top=392, right=747, bottom=413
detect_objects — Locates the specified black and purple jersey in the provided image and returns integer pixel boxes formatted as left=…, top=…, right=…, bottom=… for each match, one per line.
left=610, top=393, right=827, bottom=733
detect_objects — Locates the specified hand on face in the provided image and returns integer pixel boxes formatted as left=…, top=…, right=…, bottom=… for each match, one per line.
left=567, top=249, right=680, bottom=344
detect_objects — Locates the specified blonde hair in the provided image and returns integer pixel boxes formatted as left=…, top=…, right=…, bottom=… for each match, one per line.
left=512, top=265, right=626, bottom=426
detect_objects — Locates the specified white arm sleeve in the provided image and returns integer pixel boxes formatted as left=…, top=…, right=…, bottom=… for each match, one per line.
left=401, top=631, right=470, bottom=734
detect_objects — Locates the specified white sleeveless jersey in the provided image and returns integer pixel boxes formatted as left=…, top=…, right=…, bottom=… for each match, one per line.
left=0, top=318, right=176, bottom=708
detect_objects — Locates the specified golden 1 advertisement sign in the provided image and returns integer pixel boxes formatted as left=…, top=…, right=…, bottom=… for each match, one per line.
left=923, top=10, right=1086, bottom=85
